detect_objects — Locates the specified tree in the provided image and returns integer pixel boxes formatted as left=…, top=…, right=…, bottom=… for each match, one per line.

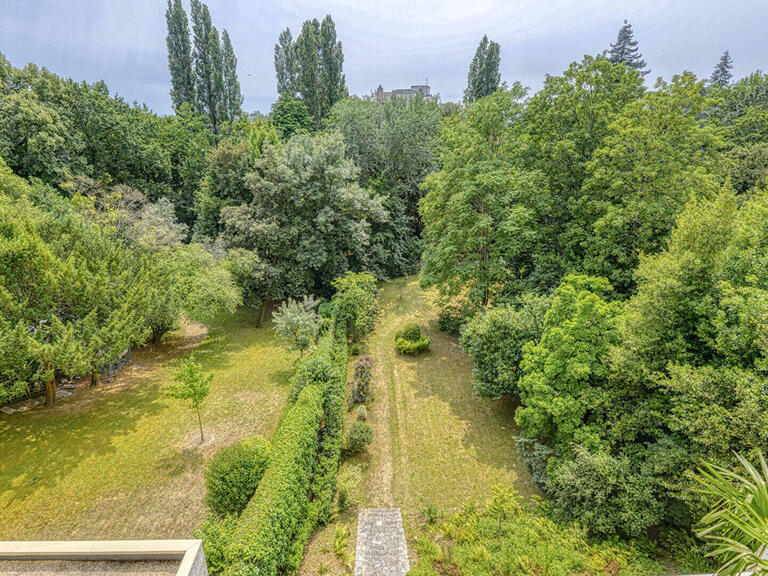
left=220, top=29, right=243, bottom=122
left=293, top=19, right=321, bottom=121
left=608, top=20, right=648, bottom=75
left=420, top=87, right=545, bottom=311
left=319, top=15, right=347, bottom=113
left=270, top=95, right=313, bottom=139
left=165, top=0, right=195, bottom=111
left=695, top=454, right=768, bottom=576
left=577, top=72, right=724, bottom=293
left=331, top=272, right=378, bottom=343
left=167, top=356, right=213, bottom=443
left=220, top=132, right=386, bottom=294
left=272, top=296, right=320, bottom=357
left=274, top=28, right=295, bottom=97
left=277, top=16, right=347, bottom=123
left=710, top=50, right=734, bottom=88
left=464, top=35, right=501, bottom=103
left=191, top=0, right=223, bottom=131
left=460, top=294, right=549, bottom=399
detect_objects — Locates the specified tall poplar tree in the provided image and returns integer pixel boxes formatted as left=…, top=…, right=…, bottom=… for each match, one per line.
left=294, top=19, right=321, bottom=120
left=274, top=28, right=296, bottom=97
left=609, top=20, right=648, bottom=76
left=165, top=0, right=194, bottom=111
left=191, top=0, right=223, bottom=132
left=221, top=29, right=243, bottom=122
left=710, top=50, right=734, bottom=87
left=319, top=15, right=347, bottom=113
left=464, top=35, right=501, bottom=103
left=274, top=15, right=346, bottom=123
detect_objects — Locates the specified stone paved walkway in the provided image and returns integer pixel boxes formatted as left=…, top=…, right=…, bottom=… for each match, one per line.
left=355, top=508, right=409, bottom=576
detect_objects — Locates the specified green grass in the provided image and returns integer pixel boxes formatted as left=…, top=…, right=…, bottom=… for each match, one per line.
left=0, top=308, right=294, bottom=540
left=299, top=277, right=537, bottom=575
left=367, top=277, right=538, bottom=528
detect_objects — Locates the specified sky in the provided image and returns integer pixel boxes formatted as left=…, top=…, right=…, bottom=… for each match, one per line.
left=1, top=0, right=767, bottom=115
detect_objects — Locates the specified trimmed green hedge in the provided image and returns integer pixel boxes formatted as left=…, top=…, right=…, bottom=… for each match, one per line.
left=395, top=335, right=430, bottom=355
left=205, top=437, right=270, bottom=517
left=395, top=323, right=422, bottom=341
left=224, top=385, right=324, bottom=576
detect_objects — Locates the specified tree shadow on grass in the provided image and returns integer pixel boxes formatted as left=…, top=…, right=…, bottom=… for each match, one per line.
left=0, top=381, right=166, bottom=507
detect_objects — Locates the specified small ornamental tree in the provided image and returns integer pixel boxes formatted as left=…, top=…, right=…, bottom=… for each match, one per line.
left=167, top=356, right=213, bottom=443
left=272, top=295, right=319, bottom=357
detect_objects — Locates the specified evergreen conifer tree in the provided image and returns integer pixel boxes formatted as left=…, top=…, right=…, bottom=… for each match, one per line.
left=165, top=0, right=194, bottom=111
left=609, top=20, right=648, bottom=76
left=464, top=35, right=501, bottom=103
left=710, top=50, right=734, bottom=87
left=221, top=29, right=243, bottom=121
left=274, top=28, right=296, bottom=97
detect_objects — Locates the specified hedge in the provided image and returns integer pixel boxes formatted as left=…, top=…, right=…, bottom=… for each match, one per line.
left=205, top=436, right=271, bottom=517
left=395, top=335, right=430, bottom=355
left=224, top=384, right=324, bottom=576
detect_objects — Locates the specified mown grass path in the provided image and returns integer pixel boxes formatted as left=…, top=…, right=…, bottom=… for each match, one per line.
left=364, top=277, right=537, bottom=529
left=300, top=277, right=536, bottom=574
left=0, top=309, right=294, bottom=540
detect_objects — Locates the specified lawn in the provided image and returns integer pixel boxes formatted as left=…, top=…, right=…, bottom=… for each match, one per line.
left=299, top=277, right=537, bottom=574
left=0, top=308, right=294, bottom=540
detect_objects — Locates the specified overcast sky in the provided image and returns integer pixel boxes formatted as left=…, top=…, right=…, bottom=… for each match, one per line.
left=2, top=0, right=767, bottom=115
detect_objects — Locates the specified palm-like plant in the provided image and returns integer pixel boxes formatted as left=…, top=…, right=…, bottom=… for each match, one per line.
left=695, top=453, right=768, bottom=575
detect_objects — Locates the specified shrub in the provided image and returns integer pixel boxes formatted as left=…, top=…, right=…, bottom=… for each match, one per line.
left=205, top=436, right=271, bottom=517
left=224, top=385, right=324, bottom=576
left=343, top=421, right=373, bottom=457
left=336, top=465, right=363, bottom=511
left=348, top=355, right=373, bottom=407
left=395, top=323, right=422, bottom=341
left=437, top=307, right=464, bottom=336
left=356, top=405, right=367, bottom=422
left=196, top=514, right=237, bottom=576
left=395, top=335, right=430, bottom=355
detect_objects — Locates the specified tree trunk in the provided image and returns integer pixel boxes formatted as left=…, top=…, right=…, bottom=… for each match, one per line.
left=197, top=408, right=204, bottom=444
left=258, top=302, right=267, bottom=327
left=90, top=369, right=100, bottom=387
left=45, top=376, right=56, bottom=407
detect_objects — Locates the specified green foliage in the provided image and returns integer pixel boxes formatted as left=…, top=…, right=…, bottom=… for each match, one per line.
left=464, top=35, right=501, bottom=103
left=395, top=323, right=422, bottom=341
left=695, top=453, right=768, bottom=575
left=395, top=335, right=430, bottom=355
left=196, top=514, right=237, bottom=576
left=409, top=489, right=661, bottom=576
left=276, top=16, right=346, bottom=124
left=272, top=296, right=320, bottom=357
left=329, top=95, right=440, bottom=277
left=165, top=0, right=194, bottom=111
left=270, top=95, right=313, bottom=139
left=608, top=20, right=648, bottom=75
left=460, top=294, right=549, bottom=399
left=167, top=356, right=213, bottom=442
left=331, top=272, right=378, bottom=343
left=205, top=437, right=271, bottom=517
left=336, top=464, right=362, bottom=511
left=420, top=87, right=546, bottom=309
left=224, top=385, right=325, bottom=576
left=343, top=421, right=373, bottom=457
left=348, top=355, right=373, bottom=407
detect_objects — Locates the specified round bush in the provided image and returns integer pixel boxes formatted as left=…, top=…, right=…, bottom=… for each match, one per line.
left=343, top=421, right=373, bottom=457
left=356, top=405, right=368, bottom=422
left=395, top=323, right=422, bottom=341
left=395, top=335, right=430, bottom=355
left=205, top=436, right=270, bottom=517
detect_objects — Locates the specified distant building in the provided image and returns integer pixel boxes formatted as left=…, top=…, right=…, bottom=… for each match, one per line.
left=374, top=84, right=436, bottom=102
